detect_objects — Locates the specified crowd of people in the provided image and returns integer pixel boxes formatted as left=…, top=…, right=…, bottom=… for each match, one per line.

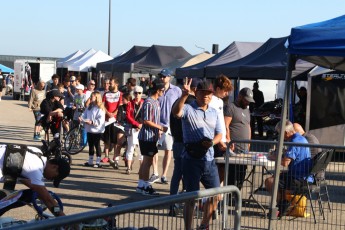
left=22, top=69, right=320, bottom=229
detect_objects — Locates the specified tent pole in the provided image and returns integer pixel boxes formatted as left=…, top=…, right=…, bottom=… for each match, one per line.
left=268, top=54, right=295, bottom=229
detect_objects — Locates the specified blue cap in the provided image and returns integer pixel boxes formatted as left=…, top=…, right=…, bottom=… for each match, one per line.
left=159, top=68, right=173, bottom=77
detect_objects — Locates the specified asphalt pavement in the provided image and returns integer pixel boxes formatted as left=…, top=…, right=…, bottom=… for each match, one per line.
left=0, top=94, right=174, bottom=221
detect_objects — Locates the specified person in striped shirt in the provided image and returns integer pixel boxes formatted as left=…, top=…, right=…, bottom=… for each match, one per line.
left=136, top=79, right=167, bottom=196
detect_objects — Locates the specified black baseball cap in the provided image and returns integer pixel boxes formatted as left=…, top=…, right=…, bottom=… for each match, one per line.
left=53, top=157, right=71, bottom=188
left=196, top=80, right=214, bottom=93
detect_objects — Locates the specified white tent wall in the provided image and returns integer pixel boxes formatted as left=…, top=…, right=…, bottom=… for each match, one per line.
left=68, top=50, right=112, bottom=72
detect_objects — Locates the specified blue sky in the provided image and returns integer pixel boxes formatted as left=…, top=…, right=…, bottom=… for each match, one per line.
left=2, top=0, right=345, bottom=58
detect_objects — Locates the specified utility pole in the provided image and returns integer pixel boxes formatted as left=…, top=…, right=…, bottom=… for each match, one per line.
left=108, top=0, right=111, bottom=55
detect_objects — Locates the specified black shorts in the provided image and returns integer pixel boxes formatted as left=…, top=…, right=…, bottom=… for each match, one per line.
left=279, top=172, right=302, bottom=190
left=139, top=140, right=158, bottom=157
left=103, top=124, right=117, bottom=145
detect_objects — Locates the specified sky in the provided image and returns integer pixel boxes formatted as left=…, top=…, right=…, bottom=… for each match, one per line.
left=2, top=0, right=345, bottom=100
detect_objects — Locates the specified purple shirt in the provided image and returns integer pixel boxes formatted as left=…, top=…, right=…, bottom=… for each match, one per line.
left=158, top=84, right=182, bottom=127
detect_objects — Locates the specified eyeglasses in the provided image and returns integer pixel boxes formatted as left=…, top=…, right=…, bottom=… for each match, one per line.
left=134, top=92, right=142, bottom=95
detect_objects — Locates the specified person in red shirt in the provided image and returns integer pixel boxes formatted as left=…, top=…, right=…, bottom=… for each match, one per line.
left=125, top=86, right=144, bottom=174
left=102, top=77, right=122, bottom=165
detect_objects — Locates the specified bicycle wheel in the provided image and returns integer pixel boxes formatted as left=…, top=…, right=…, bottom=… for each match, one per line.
left=64, top=126, right=86, bottom=155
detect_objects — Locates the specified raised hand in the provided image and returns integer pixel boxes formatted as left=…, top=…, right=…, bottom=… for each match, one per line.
left=182, top=77, right=192, bottom=96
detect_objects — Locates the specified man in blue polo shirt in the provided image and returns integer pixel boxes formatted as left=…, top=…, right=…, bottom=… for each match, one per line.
left=172, top=78, right=222, bottom=230
left=265, top=120, right=312, bottom=216
left=149, top=69, right=182, bottom=185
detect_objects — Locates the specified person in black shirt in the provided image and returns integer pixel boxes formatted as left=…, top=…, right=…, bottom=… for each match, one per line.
left=168, top=78, right=199, bottom=216
left=39, top=90, right=64, bottom=139
left=250, top=82, right=265, bottom=137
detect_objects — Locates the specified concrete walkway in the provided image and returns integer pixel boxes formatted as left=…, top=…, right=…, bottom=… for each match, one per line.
left=0, top=95, right=174, bottom=221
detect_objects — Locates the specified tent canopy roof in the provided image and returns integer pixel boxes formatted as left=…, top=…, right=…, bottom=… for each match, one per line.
left=62, top=48, right=96, bottom=69
left=0, top=64, right=14, bottom=73
left=112, top=45, right=191, bottom=73
left=205, top=37, right=314, bottom=80
left=175, top=41, right=263, bottom=78
left=57, top=50, right=84, bottom=68
left=288, top=14, right=345, bottom=71
left=68, top=50, right=112, bottom=72
left=96, top=46, right=149, bottom=72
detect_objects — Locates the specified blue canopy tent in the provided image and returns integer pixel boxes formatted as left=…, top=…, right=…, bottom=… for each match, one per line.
left=0, top=64, right=14, bottom=73
left=268, top=15, right=345, bottom=223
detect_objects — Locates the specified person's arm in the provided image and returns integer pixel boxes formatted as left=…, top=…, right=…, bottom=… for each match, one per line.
left=28, top=90, right=34, bottom=110
left=20, top=180, right=65, bottom=216
left=224, top=116, right=232, bottom=143
left=143, top=120, right=167, bottom=132
left=172, top=78, right=192, bottom=118
left=126, top=101, right=140, bottom=128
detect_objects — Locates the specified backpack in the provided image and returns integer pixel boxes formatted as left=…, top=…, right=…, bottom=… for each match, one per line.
left=2, top=144, right=43, bottom=190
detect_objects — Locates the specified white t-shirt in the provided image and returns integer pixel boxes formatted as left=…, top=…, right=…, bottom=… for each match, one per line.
left=0, top=145, right=47, bottom=186
left=209, top=95, right=226, bottom=143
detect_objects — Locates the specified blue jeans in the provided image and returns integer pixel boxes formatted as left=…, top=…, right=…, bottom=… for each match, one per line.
left=170, top=142, right=184, bottom=195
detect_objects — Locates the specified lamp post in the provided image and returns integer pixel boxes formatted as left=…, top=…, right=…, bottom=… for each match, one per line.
left=108, top=0, right=111, bottom=56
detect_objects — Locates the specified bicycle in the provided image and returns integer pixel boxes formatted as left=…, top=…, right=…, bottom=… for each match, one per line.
left=41, top=135, right=72, bottom=165
left=63, top=108, right=87, bottom=155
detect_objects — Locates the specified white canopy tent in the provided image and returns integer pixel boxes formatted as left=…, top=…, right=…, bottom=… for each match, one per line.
left=68, top=50, right=112, bottom=72
left=62, top=48, right=96, bottom=69
left=57, top=50, right=84, bottom=68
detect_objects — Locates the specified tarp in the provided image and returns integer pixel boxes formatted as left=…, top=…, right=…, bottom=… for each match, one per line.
left=68, top=50, right=113, bottom=72
left=62, top=48, right=96, bottom=69
left=96, top=46, right=149, bottom=72
left=0, top=64, right=14, bottom=73
left=175, top=41, right=263, bottom=78
left=205, top=37, right=315, bottom=80
left=288, top=14, right=345, bottom=71
left=56, top=50, right=84, bottom=68
left=150, top=52, right=214, bottom=75
left=111, top=45, right=191, bottom=73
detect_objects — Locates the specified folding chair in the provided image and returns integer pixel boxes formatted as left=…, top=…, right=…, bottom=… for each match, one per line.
left=288, top=149, right=334, bottom=224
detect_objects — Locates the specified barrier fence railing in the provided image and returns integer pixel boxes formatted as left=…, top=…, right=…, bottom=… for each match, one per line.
left=10, top=186, right=241, bottom=230
left=224, top=139, right=345, bottom=230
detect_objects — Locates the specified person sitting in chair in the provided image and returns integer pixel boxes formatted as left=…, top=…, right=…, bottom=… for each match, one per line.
left=265, top=120, right=313, bottom=216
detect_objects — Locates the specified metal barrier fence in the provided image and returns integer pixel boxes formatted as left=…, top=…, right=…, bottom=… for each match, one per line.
left=222, top=139, right=345, bottom=230
left=10, top=186, right=241, bottom=230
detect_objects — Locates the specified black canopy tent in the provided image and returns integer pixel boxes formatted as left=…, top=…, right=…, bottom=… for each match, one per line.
left=111, top=45, right=191, bottom=74
left=96, top=46, right=149, bottom=72
left=205, top=37, right=314, bottom=80
left=175, top=41, right=263, bottom=78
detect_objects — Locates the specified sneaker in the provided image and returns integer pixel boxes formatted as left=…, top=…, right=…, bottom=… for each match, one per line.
left=101, top=157, right=109, bottom=163
left=84, top=162, right=93, bottom=167
left=136, top=186, right=145, bottom=194
left=142, top=185, right=159, bottom=196
left=161, top=176, right=169, bottom=184
left=109, top=160, right=119, bottom=169
left=93, top=164, right=102, bottom=168
left=148, top=174, right=160, bottom=184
